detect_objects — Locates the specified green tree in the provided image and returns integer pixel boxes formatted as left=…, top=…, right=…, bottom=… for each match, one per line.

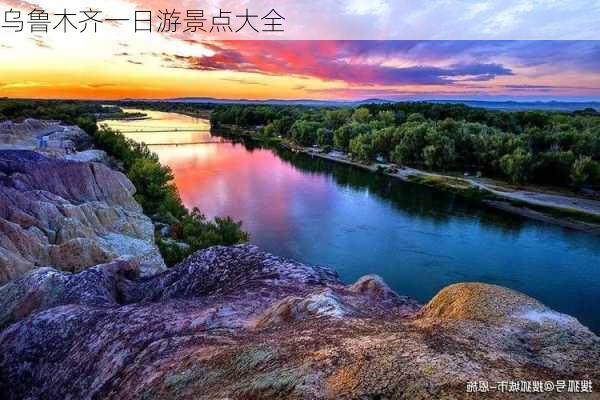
left=406, top=113, right=426, bottom=123
left=422, top=133, right=456, bottom=170
left=500, top=148, right=533, bottom=184
left=259, top=123, right=277, bottom=137
left=290, top=120, right=321, bottom=146
left=529, top=150, right=575, bottom=185
left=127, top=158, right=175, bottom=215
left=316, top=127, right=333, bottom=146
left=352, top=107, right=371, bottom=123
left=390, top=121, right=430, bottom=165
left=349, top=134, right=375, bottom=162
left=214, top=216, right=250, bottom=245
left=370, top=127, right=395, bottom=160
left=570, top=155, right=594, bottom=185
left=377, top=110, right=396, bottom=126
left=324, top=108, right=352, bottom=130
left=334, top=122, right=366, bottom=151
left=272, top=116, right=295, bottom=136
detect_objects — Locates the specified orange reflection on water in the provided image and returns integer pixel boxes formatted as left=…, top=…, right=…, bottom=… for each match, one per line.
left=153, top=142, right=323, bottom=239
left=102, top=108, right=334, bottom=243
left=107, top=109, right=210, bottom=131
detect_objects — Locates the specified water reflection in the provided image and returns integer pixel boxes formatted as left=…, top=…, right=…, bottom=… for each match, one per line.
left=102, top=109, right=600, bottom=334
left=102, top=109, right=221, bottom=145
left=274, top=146, right=528, bottom=234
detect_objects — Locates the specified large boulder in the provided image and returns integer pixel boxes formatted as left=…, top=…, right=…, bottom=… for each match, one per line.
left=0, top=245, right=597, bottom=399
left=0, top=118, right=92, bottom=153
left=0, top=150, right=165, bottom=283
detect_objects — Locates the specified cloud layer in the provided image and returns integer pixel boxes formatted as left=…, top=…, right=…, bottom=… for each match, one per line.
left=1, top=0, right=599, bottom=39
left=158, top=41, right=600, bottom=98
left=165, top=42, right=516, bottom=86
left=1, top=0, right=599, bottom=100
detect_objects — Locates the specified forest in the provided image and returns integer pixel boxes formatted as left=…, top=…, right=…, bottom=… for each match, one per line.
left=210, top=102, right=600, bottom=187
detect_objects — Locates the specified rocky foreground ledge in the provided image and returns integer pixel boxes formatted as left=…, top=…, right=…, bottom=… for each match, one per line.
left=0, top=244, right=598, bottom=400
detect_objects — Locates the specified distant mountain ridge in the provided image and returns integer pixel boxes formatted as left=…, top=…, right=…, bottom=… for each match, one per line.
left=124, top=97, right=600, bottom=111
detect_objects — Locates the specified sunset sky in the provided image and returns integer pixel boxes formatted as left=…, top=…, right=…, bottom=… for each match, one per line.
left=1, top=0, right=599, bottom=101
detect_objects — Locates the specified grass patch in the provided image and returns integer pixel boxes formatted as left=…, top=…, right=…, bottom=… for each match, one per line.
left=406, top=173, right=488, bottom=200
left=504, top=197, right=600, bottom=225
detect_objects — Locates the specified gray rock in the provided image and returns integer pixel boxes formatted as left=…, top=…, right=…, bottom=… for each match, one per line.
left=0, top=119, right=91, bottom=154
left=63, top=149, right=108, bottom=163
left=0, top=150, right=166, bottom=283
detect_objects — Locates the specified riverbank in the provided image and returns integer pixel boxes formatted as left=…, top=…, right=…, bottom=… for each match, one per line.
left=268, top=139, right=600, bottom=234
left=95, top=108, right=148, bottom=121
left=132, top=106, right=599, bottom=233
left=309, top=145, right=600, bottom=233
left=208, top=116, right=600, bottom=232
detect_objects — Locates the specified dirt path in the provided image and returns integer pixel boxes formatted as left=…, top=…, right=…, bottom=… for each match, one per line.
left=467, top=179, right=600, bottom=217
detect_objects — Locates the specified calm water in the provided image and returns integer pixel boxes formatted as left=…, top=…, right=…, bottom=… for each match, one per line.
left=103, top=110, right=600, bottom=333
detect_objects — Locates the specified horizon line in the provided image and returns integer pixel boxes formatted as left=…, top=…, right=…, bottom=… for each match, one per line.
left=3, top=96, right=600, bottom=104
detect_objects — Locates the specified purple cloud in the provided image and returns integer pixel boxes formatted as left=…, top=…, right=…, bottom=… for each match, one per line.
left=163, top=41, right=514, bottom=86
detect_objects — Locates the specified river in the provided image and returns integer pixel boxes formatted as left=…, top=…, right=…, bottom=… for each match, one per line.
left=102, top=109, right=600, bottom=333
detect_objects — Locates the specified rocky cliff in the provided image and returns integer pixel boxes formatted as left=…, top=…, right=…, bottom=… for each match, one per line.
left=0, top=118, right=166, bottom=282
left=0, top=245, right=597, bottom=400
left=0, top=150, right=165, bottom=283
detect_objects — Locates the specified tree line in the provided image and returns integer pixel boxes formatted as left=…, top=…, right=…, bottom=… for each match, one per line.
left=210, top=103, right=600, bottom=187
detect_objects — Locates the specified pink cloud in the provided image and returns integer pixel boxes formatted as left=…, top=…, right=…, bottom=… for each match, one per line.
left=163, top=41, right=514, bottom=86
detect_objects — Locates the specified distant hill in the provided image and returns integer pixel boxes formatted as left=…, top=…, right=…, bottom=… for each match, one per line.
left=125, top=97, right=600, bottom=112
left=425, top=100, right=600, bottom=112
left=163, top=97, right=354, bottom=107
